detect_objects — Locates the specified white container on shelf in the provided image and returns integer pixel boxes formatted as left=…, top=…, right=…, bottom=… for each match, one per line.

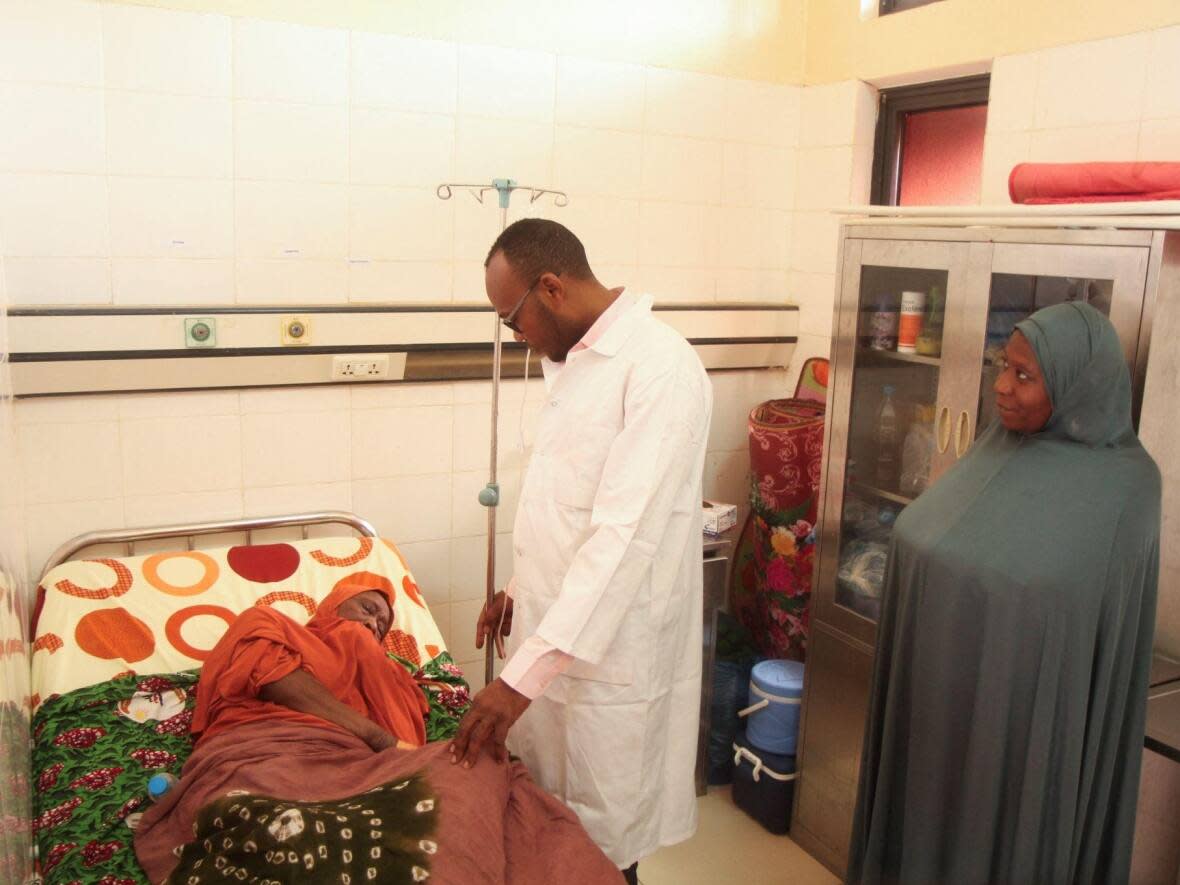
left=897, top=290, right=926, bottom=353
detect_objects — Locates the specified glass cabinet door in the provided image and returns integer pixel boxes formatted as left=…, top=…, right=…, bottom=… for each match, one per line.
left=817, top=238, right=977, bottom=641
left=973, top=243, right=1150, bottom=442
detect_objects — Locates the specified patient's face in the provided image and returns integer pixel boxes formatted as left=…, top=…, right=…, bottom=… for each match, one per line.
left=336, top=590, right=392, bottom=644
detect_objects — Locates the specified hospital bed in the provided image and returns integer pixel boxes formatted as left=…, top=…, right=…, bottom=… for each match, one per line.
left=29, top=511, right=470, bottom=885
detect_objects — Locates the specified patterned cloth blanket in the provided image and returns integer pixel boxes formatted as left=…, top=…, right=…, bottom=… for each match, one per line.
left=33, top=657, right=471, bottom=885
left=134, top=721, right=622, bottom=885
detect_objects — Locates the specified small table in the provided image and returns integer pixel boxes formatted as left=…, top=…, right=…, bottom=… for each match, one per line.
left=696, top=530, right=735, bottom=795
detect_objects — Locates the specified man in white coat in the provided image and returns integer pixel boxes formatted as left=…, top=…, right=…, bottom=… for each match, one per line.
left=449, top=219, right=713, bottom=883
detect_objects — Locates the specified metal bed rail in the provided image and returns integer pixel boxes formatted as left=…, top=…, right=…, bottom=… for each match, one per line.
left=38, top=510, right=377, bottom=582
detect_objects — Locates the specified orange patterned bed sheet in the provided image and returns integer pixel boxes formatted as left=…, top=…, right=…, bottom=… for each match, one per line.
left=30, top=536, right=446, bottom=709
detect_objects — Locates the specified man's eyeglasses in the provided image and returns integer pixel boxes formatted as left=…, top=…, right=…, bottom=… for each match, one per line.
left=502, top=275, right=542, bottom=333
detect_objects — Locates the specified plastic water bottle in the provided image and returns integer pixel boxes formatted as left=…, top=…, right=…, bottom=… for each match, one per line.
left=874, top=386, right=899, bottom=491
left=900, top=404, right=936, bottom=497
left=147, top=773, right=178, bottom=801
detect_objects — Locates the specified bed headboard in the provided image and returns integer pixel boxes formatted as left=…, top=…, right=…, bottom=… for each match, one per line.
left=30, top=510, right=454, bottom=703
left=39, top=510, right=377, bottom=583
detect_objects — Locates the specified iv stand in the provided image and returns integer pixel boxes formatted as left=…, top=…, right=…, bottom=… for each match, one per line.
left=435, top=179, right=569, bottom=686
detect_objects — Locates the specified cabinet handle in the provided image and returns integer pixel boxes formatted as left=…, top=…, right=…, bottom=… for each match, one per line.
left=936, top=406, right=951, bottom=454
left=954, top=410, right=972, bottom=458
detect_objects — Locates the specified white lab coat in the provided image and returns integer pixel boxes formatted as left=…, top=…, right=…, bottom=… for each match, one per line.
left=505, top=294, right=712, bottom=866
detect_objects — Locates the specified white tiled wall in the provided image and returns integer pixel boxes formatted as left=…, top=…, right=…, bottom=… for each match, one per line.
left=0, top=1, right=803, bottom=308
left=982, top=26, right=1180, bottom=203
left=14, top=370, right=789, bottom=689
left=787, top=79, right=877, bottom=381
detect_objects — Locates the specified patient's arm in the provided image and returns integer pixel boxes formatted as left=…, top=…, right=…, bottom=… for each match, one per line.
left=259, top=668, right=407, bottom=752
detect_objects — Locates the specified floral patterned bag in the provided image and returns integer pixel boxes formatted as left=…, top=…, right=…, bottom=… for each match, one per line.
left=729, top=398, right=826, bottom=661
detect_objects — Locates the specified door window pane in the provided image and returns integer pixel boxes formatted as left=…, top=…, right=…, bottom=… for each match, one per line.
left=898, top=104, right=987, bottom=206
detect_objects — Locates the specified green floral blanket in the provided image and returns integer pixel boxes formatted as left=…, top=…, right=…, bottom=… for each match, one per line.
left=32, top=654, right=471, bottom=884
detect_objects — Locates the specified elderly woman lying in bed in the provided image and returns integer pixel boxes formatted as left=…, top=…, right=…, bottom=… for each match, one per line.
left=191, top=581, right=427, bottom=753
left=133, top=581, right=621, bottom=884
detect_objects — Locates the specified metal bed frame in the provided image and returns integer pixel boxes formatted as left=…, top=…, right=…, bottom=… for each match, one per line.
left=38, top=510, right=377, bottom=582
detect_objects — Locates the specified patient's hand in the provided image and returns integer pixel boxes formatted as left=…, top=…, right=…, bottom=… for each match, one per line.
left=263, top=669, right=404, bottom=753
left=365, top=728, right=400, bottom=753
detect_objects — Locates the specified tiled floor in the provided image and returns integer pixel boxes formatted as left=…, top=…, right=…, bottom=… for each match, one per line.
left=638, top=788, right=839, bottom=885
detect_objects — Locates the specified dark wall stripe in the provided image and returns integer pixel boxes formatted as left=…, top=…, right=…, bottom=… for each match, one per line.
left=10, top=336, right=797, bottom=362
left=7, top=303, right=798, bottom=317
left=16, top=363, right=785, bottom=399
left=11, top=343, right=523, bottom=362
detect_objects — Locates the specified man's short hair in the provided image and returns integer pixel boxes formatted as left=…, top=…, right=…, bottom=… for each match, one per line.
left=484, top=218, right=594, bottom=282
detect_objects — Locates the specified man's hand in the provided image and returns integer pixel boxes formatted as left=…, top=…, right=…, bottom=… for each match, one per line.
left=475, top=591, right=514, bottom=659
left=449, top=678, right=530, bottom=768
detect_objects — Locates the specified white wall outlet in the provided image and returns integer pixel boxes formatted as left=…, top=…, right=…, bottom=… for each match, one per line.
left=184, top=317, right=216, bottom=348
left=331, top=354, right=391, bottom=381
left=281, top=315, right=311, bottom=345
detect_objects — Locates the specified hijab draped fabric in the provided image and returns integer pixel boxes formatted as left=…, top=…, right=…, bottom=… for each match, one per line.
left=848, top=302, right=1161, bottom=884
left=192, top=579, right=428, bottom=747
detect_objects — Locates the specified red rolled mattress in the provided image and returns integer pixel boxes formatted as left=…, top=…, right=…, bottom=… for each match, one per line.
left=1008, top=161, right=1180, bottom=204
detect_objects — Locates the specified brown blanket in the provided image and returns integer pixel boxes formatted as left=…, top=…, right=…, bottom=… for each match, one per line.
left=134, top=721, right=622, bottom=884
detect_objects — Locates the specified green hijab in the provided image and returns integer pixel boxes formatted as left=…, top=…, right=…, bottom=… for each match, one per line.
left=849, top=302, right=1161, bottom=885
left=1015, top=301, right=1135, bottom=447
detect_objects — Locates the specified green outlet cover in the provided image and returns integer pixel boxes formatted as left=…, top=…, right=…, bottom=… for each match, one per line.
left=185, top=317, right=216, bottom=348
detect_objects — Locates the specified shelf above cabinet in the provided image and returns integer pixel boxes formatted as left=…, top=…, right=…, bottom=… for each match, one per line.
left=857, top=347, right=941, bottom=367
left=848, top=481, right=915, bottom=508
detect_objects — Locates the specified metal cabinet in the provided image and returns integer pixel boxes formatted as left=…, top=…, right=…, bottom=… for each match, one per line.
left=791, top=222, right=1174, bottom=876
left=696, top=536, right=731, bottom=795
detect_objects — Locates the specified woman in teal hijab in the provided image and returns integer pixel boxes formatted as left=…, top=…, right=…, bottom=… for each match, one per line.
left=848, top=302, right=1161, bottom=885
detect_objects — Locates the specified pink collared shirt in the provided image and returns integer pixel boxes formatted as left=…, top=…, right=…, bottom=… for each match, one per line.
left=499, top=289, right=636, bottom=700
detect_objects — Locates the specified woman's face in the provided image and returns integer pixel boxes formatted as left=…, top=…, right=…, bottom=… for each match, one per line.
left=336, top=590, right=392, bottom=644
left=993, top=330, right=1053, bottom=434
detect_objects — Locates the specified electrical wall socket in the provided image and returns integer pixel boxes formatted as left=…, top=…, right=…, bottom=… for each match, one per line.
left=281, top=315, right=311, bottom=345
left=331, top=354, right=391, bottom=381
left=184, top=317, right=216, bottom=348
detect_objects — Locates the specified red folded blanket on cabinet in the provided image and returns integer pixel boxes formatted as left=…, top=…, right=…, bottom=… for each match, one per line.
left=1008, top=162, right=1180, bottom=204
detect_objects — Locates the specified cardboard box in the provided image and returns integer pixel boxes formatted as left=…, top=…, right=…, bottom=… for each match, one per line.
left=703, top=500, right=737, bottom=535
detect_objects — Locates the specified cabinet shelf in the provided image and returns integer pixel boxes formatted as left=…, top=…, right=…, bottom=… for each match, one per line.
left=857, top=347, right=941, bottom=367
left=848, top=481, right=915, bottom=508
